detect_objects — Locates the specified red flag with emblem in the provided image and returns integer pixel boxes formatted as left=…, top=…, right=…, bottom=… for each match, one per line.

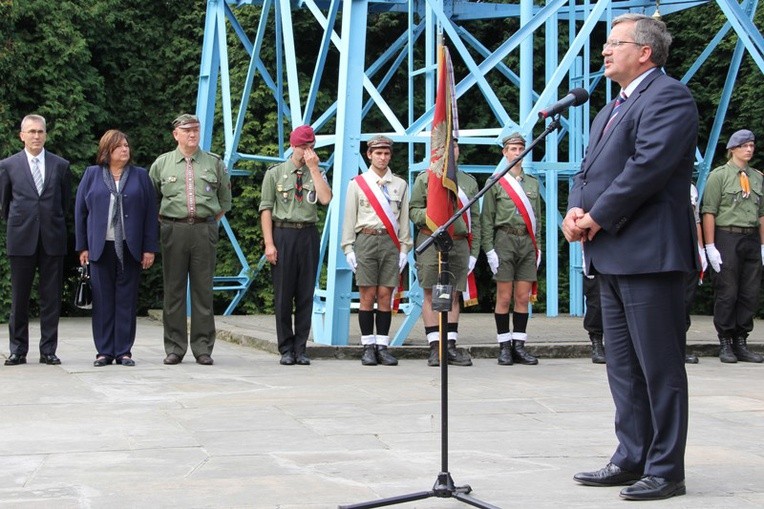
left=426, top=44, right=458, bottom=234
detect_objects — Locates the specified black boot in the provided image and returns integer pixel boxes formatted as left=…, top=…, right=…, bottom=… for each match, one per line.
left=375, top=345, right=398, bottom=366
left=427, top=342, right=440, bottom=367
left=497, top=341, right=513, bottom=365
left=590, top=335, right=606, bottom=364
left=511, top=340, right=538, bottom=365
left=718, top=337, right=737, bottom=364
left=447, top=340, right=472, bottom=366
left=361, top=345, right=378, bottom=366
left=732, top=337, right=764, bottom=363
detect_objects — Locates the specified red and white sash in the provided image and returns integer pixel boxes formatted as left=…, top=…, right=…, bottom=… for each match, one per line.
left=497, top=173, right=540, bottom=302
left=456, top=186, right=478, bottom=307
left=354, top=173, right=404, bottom=310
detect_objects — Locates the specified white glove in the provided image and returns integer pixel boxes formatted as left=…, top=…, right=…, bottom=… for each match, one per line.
left=698, top=244, right=708, bottom=273
left=398, top=252, right=408, bottom=273
left=346, top=252, right=357, bottom=273
left=705, top=243, right=722, bottom=272
left=486, top=249, right=499, bottom=275
left=468, top=256, right=477, bottom=275
left=761, top=245, right=764, bottom=266
left=536, top=249, right=542, bottom=269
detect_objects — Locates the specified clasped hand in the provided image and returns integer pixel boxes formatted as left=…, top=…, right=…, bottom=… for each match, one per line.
left=562, top=207, right=601, bottom=242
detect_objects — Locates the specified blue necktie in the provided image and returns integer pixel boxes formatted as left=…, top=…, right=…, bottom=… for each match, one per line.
left=603, top=92, right=627, bottom=133
left=31, top=157, right=43, bottom=194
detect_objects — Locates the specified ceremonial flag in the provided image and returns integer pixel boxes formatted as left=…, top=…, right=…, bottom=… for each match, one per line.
left=426, top=44, right=458, bottom=234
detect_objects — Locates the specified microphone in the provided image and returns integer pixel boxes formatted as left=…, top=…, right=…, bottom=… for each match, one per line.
left=538, top=88, right=590, bottom=119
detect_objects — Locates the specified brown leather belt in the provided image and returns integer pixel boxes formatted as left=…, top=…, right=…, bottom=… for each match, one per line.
left=419, top=228, right=467, bottom=240
left=497, top=225, right=528, bottom=236
left=274, top=221, right=316, bottom=229
left=360, top=227, right=387, bottom=236
left=161, top=215, right=212, bottom=224
left=718, top=225, right=757, bottom=235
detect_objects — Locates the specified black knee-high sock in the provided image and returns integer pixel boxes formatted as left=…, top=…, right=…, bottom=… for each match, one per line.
left=375, top=310, right=392, bottom=336
left=359, top=310, right=375, bottom=336
left=512, top=312, right=529, bottom=335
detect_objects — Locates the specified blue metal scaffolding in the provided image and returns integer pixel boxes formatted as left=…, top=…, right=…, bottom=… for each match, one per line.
left=196, top=0, right=763, bottom=344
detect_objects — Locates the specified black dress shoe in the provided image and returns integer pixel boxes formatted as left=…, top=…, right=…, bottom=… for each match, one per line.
left=574, top=462, right=642, bottom=487
left=280, top=352, right=295, bottom=365
left=620, top=476, right=686, bottom=500
left=295, top=353, right=311, bottom=365
left=163, top=353, right=182, bottom=365
left=685, top=353, right=699, bottom=364
left=117, top=356, right=135, bottom=367
left=93, top=356, right=113, bottom=367
left=39, top=354, right=61, bottom=365
left=4, top=353, right=27, bottom=366
left=196, top=354, right=214, bottom=365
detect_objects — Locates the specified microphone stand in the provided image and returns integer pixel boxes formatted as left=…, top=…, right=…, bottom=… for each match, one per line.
left=339, top=116, right=563, bottom=509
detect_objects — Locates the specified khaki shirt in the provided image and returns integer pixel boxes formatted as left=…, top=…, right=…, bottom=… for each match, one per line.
left=341, top=168, right=412, bottom=254
left=701, top=161, right=764, bottom=228
left=149, top=148, right=231, bottom=219
left=409, top=169, right=481, bottom=258
left=259, top=159, right=328, bottom=223
left=480, top=170, right=541, bottom=252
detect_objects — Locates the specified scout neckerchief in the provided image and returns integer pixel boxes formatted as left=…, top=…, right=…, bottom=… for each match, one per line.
left=456, top=186, right=478, bottom=307
left=354, top=171, right=404, bottom=311
left=497, top=171, right=540, bottom=302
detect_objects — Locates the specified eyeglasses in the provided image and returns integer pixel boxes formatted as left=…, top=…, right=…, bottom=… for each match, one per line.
left=602, top=40, right=643, bottom=50
left=23, top=129, right=46, bottom=135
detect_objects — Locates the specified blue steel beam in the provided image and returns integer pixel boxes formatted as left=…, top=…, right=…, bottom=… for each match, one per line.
left=198, top=0, right=762, bottom=337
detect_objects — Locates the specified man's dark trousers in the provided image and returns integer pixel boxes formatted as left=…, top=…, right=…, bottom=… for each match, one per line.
left=600, top=271, right=688, bottom=482
left=272, top=225, right=319, bottom=356
left=9, top=237, right=63, bottom=356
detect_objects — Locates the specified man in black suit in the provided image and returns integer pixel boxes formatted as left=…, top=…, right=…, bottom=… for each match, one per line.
left=0, top=114, right=72, bottom=366
left=562, top=14, right=698, bottom=501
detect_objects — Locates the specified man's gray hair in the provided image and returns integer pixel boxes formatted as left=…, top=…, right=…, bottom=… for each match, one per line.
left=20, top=114, right=47, bottom=131
left=613, top=13, right=672, bottom=67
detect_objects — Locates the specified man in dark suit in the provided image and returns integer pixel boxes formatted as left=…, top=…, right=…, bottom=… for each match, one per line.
left=0, top=114, right=72, bottom=366
left=562, top=14, right=698, bottom=501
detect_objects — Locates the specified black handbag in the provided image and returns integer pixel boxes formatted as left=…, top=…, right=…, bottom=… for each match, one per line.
left=74, top=264, right=93, bottom=310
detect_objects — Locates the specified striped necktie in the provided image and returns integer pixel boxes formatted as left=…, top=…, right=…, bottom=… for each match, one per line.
left=603, top=92, right=627, bottom=133
left=31, top=157, right=43, bottom=194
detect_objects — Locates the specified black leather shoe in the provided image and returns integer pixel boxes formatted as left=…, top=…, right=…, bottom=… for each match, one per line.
left=685, top=353, right=699, bottom=364
left=163, top=353, right=182, bottom=365
left=573, top=463, right=642, bottom=487
left=361, top=345, right=378, bottom=366
left=196, top=354, right=214, bottom=365
left=620, top=476, right=686, bottom=500
left=94, top=356, right=113, bottom=367
left=295, top=353, right=311, bottom=365
left=375, top=345, right=398, bottom=366
left=4, top=353, right=27, bottom=366
left=39, top=354, right=61, bottom=365
left=280, top=352, right=295, bottom=365
left=497, top=341, right=513, bottom=365
left=118, top=356, right=135, bottom=367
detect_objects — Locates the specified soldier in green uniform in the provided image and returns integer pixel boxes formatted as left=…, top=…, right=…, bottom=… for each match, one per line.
left=701, top=129, right=764, bottom=364
left=149, top=114, right=232, bottom=366
left=409, top=140, right=479, bottom=367
left=259, top=125, right=332, bottom=366
left=481, top=132, right=541, bottom=366
left=341, top=136, right=411, bottom=366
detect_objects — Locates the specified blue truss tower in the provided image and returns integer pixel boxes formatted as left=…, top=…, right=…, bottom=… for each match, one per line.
left=197, top=0, right=763, bottom=344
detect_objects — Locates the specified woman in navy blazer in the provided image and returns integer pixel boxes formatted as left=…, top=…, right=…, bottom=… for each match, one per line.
left=75, top=130, right=159, bottom=366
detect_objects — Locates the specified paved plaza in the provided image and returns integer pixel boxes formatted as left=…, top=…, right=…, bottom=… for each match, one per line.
left=0, top=314, right=762, bottom=508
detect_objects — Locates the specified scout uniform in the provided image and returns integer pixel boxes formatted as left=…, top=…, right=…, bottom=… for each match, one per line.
left=340, top=135, right=411, bottom=366
left=480, top=132, right=541, bottom=365
left=701, top=129, right=764, bottom=363
left=409, top=168, right=480, bottom=366
left=259, top=127, right=328, bottom=364
left=149, top=114, right=232, bottom=365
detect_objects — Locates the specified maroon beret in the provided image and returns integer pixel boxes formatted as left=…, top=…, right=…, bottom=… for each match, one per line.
left=290, top=125, right=316, bottom=146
